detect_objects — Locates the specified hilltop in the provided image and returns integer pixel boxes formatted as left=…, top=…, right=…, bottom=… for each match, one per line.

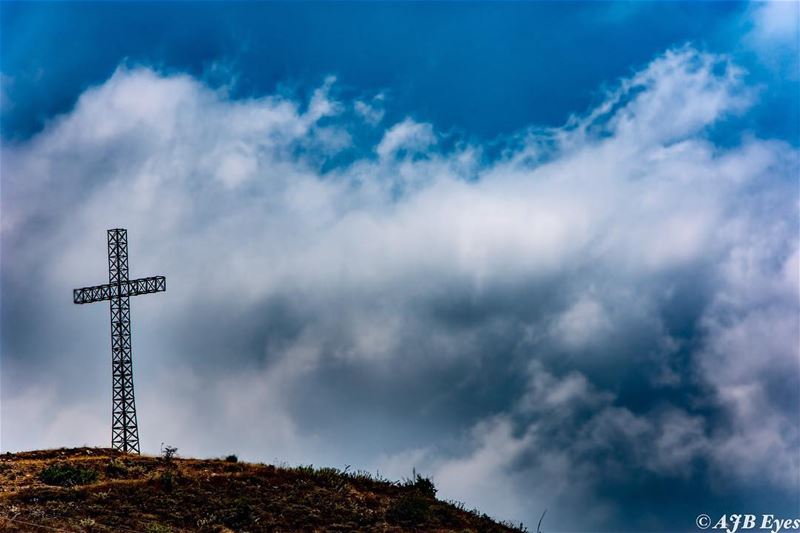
left=0, top=448, right=527, bottom=532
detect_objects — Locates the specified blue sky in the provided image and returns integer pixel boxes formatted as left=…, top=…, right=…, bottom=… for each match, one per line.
left=2, top=2, right=797, bottom=143
left=2, top=2, right=799, bottom=532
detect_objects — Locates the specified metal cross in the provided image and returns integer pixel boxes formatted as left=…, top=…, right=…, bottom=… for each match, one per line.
left=73, top=228, right=166, bottom=454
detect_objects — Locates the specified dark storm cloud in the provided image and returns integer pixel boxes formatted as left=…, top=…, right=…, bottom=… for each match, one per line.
left=1, top=43, right=798, bottom=533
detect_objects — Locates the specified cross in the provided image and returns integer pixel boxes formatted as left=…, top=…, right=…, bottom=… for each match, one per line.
left=73, top=228, right=166, bottom=454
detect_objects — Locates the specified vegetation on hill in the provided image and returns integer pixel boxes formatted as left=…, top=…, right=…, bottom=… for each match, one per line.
left=0, top=447, right=528, bottom=532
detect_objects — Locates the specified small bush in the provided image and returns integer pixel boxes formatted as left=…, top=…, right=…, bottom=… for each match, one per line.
left=403, top=472, right=437, bottom=498
left=224, top=454, right=238, bottom=463
left=222, top=497, right=257, bottom=529
left=412, top=474, right=436, bottom=498
left=315, top=466, right=340, bottom=480
left=160, top=444, right=178, bottom=463
left=314, top=466, right=349, bottom=490
left=386, top=493, right=431, bottom=525
left=349, top=469, right=378, bottom=483
left=292, top=464, right=315, bottom=475
left=39, top=463, right=98, bottom=487
left=158, top=471, right=175, bottom=492
left=105, top=458, right=128, bottom=478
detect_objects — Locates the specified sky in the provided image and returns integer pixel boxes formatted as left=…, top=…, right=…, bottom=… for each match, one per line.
left=1, top=1, right=799, bottom=531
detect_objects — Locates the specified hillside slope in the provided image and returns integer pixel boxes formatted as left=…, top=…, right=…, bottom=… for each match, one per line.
left=0, top=448, right=526, bottom=532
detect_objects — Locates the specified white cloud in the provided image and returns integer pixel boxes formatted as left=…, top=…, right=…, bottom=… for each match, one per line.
left=375, top=117, right=436, bottom=159
left=306, top=75, right=341, bottom=121
left=744, top=1, right=800, bottom=78
left=749, top=1, right=800, bottom=44
left=551, top=296, right=611, bottom=350
left=355, top=94, right=385, bottom=125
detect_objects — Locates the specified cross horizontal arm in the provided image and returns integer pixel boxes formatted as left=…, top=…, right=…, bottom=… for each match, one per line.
left=73, top=276, right=166, bottom=304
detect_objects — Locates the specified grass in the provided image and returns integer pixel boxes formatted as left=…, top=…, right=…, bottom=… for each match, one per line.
left=0, top=447, right=528, bottom=532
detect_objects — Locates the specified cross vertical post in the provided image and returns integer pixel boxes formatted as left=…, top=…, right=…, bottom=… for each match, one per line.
left=73, top=228, right=166, bottom=454
left=108, top=229, right=139, bottom=453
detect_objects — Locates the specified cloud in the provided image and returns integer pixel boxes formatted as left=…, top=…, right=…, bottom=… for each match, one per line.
left=744, top=1, right=800, bottom=78
left=375, top=117, right=436, bottom=159
left=748, top=1, right=799, bottom=45
left=354, top=93, right=385, bottom=126
left=1, top=47, right=797, bottom=530
left=550, top=295, right=611, bottom=350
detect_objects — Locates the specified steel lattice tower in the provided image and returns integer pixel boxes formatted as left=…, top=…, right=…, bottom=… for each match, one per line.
left=73, top=229, right=166, bottom=454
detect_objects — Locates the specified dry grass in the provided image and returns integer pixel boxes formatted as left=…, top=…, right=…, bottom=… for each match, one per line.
left=0, top=447, right=527, bottom=532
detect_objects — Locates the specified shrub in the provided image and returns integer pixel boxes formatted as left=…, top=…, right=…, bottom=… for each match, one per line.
left=39, top=463, right=98, bottom=487
left=402, top=472, right=437, bottom=498
left=314, top=466, right=348, bottom=490
left=224, top=454, right=238, bottom=463
left=386, top=493, right=431, bottom=525
left=222, top=497, right=257, bottom=529
left=158, top=471, right=175, bottom=492
left=410, top=473, right=436, bottom=498
left=105, top=458, right=128, bottom=478
left=315, top=467, right=340, bottom=481
left=292, top=464, right=314, bottom=475
left=160, top=444, right=178, bottom=463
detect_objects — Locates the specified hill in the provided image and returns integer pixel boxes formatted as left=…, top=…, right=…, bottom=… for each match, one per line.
left=0, top=447, right=527, bottom=532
